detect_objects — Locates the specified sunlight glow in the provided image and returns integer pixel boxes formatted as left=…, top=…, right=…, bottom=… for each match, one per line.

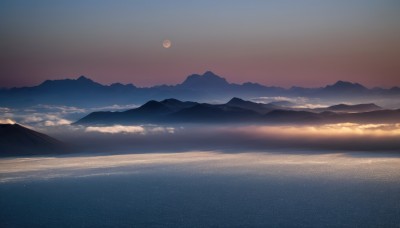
left=248, top=123, right=400, bottom=137
left=0, top=119, right=15, bottom=124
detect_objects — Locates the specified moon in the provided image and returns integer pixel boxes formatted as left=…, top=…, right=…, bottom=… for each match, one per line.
left=163, top=39, right=171, bottom=48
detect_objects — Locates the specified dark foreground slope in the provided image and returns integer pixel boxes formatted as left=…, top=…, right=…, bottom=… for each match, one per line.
left=0, top=124, right=69, bottom=156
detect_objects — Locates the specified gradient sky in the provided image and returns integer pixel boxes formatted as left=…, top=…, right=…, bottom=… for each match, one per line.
left=1, top=0, right=399, bottom=88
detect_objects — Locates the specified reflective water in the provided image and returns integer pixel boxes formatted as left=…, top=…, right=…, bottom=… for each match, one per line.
left=1, top=151, right=399, bottom=227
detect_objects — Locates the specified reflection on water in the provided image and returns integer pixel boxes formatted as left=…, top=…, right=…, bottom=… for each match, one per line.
left=0, top=151, right=400, bottom=227
left=1, top=151, right=400, bottom=183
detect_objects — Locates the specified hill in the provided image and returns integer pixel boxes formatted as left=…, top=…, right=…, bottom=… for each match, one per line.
left=0, top=124, right=69, bottom=155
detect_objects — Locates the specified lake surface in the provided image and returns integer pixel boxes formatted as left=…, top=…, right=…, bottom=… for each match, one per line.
left=1, top=151, right=400, bottom=227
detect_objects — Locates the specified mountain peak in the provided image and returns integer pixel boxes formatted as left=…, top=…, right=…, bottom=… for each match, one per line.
left=202, top=71, right=218, bottom=77
left=227, top=97, right=245, bottom=104
left=38, top=75, right=102, bottom=91
left=226, top=97, right=260, bottom=109
left=325, top=80, right=367, bottom=91
left=77, top=75, right=93, bottom=82
left=161, top=98, right=182, bottom=104
left=180, top=71, right=229, bottom=88
left=331, top=80, right=365, bottom=88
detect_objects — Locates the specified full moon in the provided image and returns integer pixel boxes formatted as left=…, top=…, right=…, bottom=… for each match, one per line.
left=163, top=39, right=171, bottom=48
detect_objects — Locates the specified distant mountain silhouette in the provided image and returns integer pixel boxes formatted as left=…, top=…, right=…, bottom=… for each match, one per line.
left=75, top=98, right=400, bottom=125
left=178, top=71, right=229, bottom=89
left=226, top=97, right=278, bottom=114
left=39, top=75, right=104, bottom=90
left=167, top=103, right=260, bottom=123
left=1, top=71, right=399, bottom=108
left=324, top=80, right=367, bottom=93
left=0, top=124, right=69, bottom=155
left=77, top=99, right=199, bottom=125
left=267, top=100, right=296, bottom=107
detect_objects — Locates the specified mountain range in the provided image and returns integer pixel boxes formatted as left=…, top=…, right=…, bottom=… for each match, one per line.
left=75, top=98, right=398, bottom=125
left=1, top=71, right=399, bottom=108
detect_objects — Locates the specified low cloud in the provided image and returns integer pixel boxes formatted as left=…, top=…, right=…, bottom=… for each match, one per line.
left=92, top=104, right=138, bottom=111
left=251, top=96, right=308, bottom=104
left=86, top=125, right=146, bottom=134
left=250, top=96, right=333, bottom=109
left=291, top=104, right=328, bottom=109
left=150, top=126, right=175, bottom=134
left=84, top=125, right=176, bottom=134
left=3, top=102, right=400, bottom=154
left=1, top=104, right=140, bottom=129
left=0, top=119, right=15, bottom=124
left=0, top=107, right=12, bottom=113
left=243, top=123, right=400, bottom=137
left=17, top=113, right=72, bottom=127
left=32, top=104, right=86, bottom=114
left=23, top=116, right=44, bottom=123
left=43, top=119, right=72, bottom=127
left=44, top=123, right=399, bottom=154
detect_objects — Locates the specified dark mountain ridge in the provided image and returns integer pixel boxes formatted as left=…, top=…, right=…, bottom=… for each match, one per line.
left=74, top=98, right=399, bottom=125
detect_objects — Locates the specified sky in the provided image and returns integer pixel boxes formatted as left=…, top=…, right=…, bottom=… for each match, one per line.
left=0, top=0, right=399, bottom=88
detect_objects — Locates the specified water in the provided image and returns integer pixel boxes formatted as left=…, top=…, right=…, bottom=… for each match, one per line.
left=0, top=151, right=399, bottom=227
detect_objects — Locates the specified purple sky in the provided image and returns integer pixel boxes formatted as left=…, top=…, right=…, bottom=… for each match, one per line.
left=1, top=0, right=400, bottom=88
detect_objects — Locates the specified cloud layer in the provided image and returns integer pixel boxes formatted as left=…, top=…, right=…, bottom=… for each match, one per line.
left=0, top=119, right=15, bottom=124
left=41, top=123, right=400, bottom=154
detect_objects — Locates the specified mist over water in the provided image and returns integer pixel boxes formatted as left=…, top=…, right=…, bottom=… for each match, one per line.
left=39, top=123, right=400, bottom=153
left=2, top=104, right=400, bottom=227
